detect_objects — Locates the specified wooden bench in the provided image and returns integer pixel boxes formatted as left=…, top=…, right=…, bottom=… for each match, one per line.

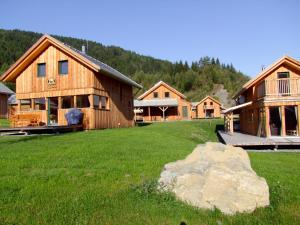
left=10, top=114, right=40, bottom=127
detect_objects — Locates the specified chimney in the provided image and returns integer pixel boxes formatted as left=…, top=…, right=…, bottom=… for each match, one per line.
left=82, top=45, right=86, bottom=54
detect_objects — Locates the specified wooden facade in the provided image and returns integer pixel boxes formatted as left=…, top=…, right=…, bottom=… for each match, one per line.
left=191, top=96, right=222, bottom=119
left=0, top=94, right=9, bottom=118
left=0, top=35, right=141, bottom=129
left=225, top=56, right=300, bottom=137
left=134, top=81, right=191, bottom=121
left=0, top=83, right=14, bottom=119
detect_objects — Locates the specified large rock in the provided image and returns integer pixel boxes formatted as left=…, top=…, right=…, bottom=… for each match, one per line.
left=158, top=142, right=269, bottom=215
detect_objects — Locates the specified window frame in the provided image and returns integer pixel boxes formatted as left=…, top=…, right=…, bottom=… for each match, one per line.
left=100, top=96, right=109, bottom=110
left=37, top=63, right=46, bottom=77
left=58, top=60, right=69, bottom=75
left=277, top=72, right=290, bottom=79
left=76, top=95, right=90, bottom=108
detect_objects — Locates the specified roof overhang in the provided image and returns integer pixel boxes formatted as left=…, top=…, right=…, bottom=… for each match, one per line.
left=134, top=98, right=178, bottom=107
left=223, top=101, right=252, bottom=114
left=137, top=81, right=186, bottom=100
left=195, top=95, right=222, bottom=106
left=0, top=34, right=142, bottom=89
left=233, top=55, right=300, bottom=99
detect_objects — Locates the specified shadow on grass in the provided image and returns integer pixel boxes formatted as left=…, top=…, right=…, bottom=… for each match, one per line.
left=135, top=122, right=153, bottom=127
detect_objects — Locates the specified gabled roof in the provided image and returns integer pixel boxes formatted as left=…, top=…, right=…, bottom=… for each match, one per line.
left=0, top=82, right=14, bottom=95
left=137, top=81, right=186, bottom=100
left=234, top=55, right=300, bottom=99
left=134, top=98, right=178, bottom=107
left=0, top=34, right=142, bottom=89
left=194, top=95, right=222, bottom=107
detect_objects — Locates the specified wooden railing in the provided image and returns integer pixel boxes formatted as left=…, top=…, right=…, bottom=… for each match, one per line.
left=257, top=78, right=300, bottom=98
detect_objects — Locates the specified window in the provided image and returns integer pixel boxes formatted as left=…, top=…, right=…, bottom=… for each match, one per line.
left=277, top=72, right=289, bottom=79
left=165, top=92, right=170, bottom=98
left=34, top=98, right=46, bottom=110
left=77, top=95, right=90, bottom=108
left=204, top=102, right=207, bottom=105
left=153, top=92, right=159, bottom=98
left=93, top=95, right=100, bottom=108
left=37, top=63, right=46, bottom=77
left=100, top=96, right=108, bottom=110
left=58, top=60, right=68, bottom=75
left=20, top=99, right=31, bottom=111
left=62, top=96, right=74, bottom=109
left=210, top=102, right=213, bottom=105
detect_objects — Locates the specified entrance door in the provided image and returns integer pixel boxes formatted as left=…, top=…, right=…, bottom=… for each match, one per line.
left=206, top=109, right=214, bottom=118
left=285, top=106, right=297, bottom=136
left=48, top=97, right=58, bottom=125
left=269, top=107, right=281, bottom=136
left=182, top=106, right=188, bottom=119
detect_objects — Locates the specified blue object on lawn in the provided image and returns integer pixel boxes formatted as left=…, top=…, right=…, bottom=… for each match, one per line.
left=65, top=108, right=83, bottom=125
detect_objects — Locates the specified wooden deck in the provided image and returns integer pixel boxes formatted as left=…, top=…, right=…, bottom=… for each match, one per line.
left=218, top=130, right=300, bottom=147
left=0, top=125, right=82, bottom=136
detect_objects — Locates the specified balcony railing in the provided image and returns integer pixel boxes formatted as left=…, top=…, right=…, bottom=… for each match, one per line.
left=257, top=78, right=300, bottom=98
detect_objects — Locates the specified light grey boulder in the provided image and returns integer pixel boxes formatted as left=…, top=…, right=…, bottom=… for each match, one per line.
left=158, top=142, right=269, bottom=215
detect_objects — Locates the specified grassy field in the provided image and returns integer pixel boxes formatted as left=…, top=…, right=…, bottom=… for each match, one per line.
left=0, top=120, right=299, bottom=225
left=0, top=119, right=9, bottom=127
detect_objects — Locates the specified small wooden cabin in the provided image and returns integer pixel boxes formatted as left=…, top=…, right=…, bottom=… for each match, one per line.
left=224, top=55, right=300, bottom=137
left=0, top=34, right=142, bottom=129
left=134, top=81, right=191, bottom=121
left=0, top=83, right=14, bottom=118
left=191, top=96, right=222, bottom=119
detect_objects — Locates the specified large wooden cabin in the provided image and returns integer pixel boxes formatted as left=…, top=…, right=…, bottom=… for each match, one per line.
left=134, top=81, right=191, bottom=121
left=191, top=96, right=222, bottom=119
left=224, top=55, right=300, bottom=137
left=0, top=83, right=14, bottom=118
left=0, top=34, right=142, bottom=129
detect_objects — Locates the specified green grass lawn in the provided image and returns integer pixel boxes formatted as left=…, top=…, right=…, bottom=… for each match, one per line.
left=0, top=118, right=9, bottom=127
left=0, top=120, right=299, bottom=225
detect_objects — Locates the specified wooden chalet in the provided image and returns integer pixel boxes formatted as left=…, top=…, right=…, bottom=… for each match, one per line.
left=0, top=34, right=142, bottom=129
left=224, top=55, right=300, bottom=137
left=191, top=96, right=222, bottom=119
left=134, top=81, right=191, bottom=121
left=0, top=83, right=14, bottom=118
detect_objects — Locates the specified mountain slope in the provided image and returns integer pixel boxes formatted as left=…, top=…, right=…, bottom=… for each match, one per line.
left=0, top=29, right=249, bottom=104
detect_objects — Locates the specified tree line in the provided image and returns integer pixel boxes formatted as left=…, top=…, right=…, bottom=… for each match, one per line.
left=0, top=29, right=249, bottom=102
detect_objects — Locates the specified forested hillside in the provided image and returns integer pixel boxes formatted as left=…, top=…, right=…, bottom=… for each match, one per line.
left=0, top=29, right=249, bottom=103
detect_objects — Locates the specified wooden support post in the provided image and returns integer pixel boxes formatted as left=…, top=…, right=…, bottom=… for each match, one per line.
left=45, top=97, right=49, bottom=125
left=159, top=106, right=168, bottom=121
left=31, top=99, right=35, bottom=111
left=58, top=96, right=62, bottom=109
left=265, top=107, right=270, bottom=137
left=73, top=96, right=77, bottom=108
left=17, top=99, right=21, bottom=113
left=148, top=106, right=151, bottom=121
left=45, top=98, right=49, bottom=111
left=281, top=105, right=286, bottom=136
left=89, top=95, right=94, bottom=109
left=229, top=112, right=234, bottom=134
left=298, top=105, right=300, bottom=136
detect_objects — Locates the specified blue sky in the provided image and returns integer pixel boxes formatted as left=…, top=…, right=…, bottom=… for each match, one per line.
left=1, top=0, right=299, bottom=76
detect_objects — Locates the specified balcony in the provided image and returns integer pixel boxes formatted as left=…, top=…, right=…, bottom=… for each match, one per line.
left=257, top=78, right=300, bottom=98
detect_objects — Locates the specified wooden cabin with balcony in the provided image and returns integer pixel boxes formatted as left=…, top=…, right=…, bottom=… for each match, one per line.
left=0, top=34, right=142, bottom=129
left=191, top=96, right=222, bottom=119
left=134, top=81, right=191, bottom=121
left=224, top=55, right=300, bottom=137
